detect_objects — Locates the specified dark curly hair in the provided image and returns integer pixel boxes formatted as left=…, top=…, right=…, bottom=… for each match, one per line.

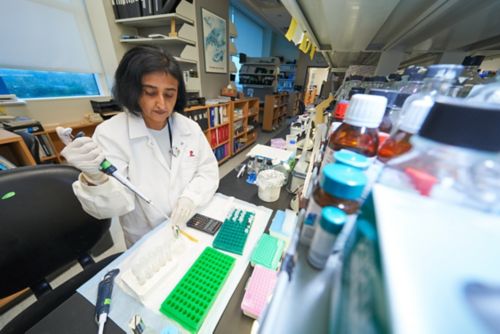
left=112, top=45, right=187, bottom=116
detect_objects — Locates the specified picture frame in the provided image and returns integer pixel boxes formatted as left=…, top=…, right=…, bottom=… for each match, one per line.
left=201, top=8, right=227, bottom=73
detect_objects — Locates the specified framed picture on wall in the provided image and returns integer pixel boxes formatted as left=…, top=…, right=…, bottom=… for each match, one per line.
left=201, top=8, right=227, bottom=73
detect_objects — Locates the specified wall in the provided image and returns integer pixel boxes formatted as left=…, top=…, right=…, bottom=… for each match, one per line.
left=270, top=32, right=299, bottom=63
left=197, top=0, right=230, bottom=98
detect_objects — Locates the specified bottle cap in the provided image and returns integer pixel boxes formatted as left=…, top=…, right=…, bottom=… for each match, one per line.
left=320, top=207, right=346, bottom=234
left=334, top=149, right=370, bottom=170
left=399, top=99, right=434, bottom=134
left=321, top=163, right=367, bottom=200
left=344, top=94, right=387, bottom=128
left=333, top=100, right=349, bottom=119
left=419, top=97, right=500, bottom=152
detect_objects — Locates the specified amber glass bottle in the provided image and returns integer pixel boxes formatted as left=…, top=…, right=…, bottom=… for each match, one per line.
left=322, top=94, right=387, bottom=170
left=378, top=99, right=433, bottom=163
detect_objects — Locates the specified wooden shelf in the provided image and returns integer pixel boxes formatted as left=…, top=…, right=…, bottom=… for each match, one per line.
left=217, top=155, right=231, bottom=164
left=233, top=132, right=245, bottom=139
left=262, top=92, right=289, bottom=131
left=212, top=139, right=229, bottom=149
left=0, top=129, right=36, bottom=166
left=233, top=116, right=244, bottom=122
left=210, top=122, right=229, bottom=130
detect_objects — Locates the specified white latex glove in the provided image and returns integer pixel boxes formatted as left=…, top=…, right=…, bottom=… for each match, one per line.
left=171, top=197, right=195, bottom=229
left=61, top=137, right=108, bottom=185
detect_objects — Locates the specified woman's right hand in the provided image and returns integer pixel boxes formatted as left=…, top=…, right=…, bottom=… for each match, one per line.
left=61, top=137, right=108, bottom=185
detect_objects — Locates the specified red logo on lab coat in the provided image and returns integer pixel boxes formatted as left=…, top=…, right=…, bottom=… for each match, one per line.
left=189, top=150, right=195, bottom=157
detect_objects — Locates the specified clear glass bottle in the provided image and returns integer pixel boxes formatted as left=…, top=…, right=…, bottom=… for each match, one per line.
left=378, top=96, right=500, bottom=214
left=301, top=163, right=367, bottom=246
left=322, top=94, right=387, bottom=170
left=394, top=64, right=463, bottom=131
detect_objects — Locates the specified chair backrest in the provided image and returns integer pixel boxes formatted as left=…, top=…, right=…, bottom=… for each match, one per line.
left=0, top=165, right=111, bottom=298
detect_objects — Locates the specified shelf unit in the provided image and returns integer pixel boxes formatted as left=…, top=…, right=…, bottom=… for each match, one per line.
left=231, top=98, right=259, bottom=155
left=182, top=98, right=260, bottom=163
left=239, top=57, right=280, bottom=102
left=262, top=92, right=289, bottom=132
left=278, top=64, right=296, bottom=92
left=114, top=0, right=202, bottom=95
left=0, top=129, right=36, bottom=167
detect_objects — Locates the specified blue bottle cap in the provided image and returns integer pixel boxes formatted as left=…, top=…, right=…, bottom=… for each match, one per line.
left=320, top=207, right=346, bottom=234
left=321, top=163, right=367, bottom=200
left=334, top=150, right=370, bottom=170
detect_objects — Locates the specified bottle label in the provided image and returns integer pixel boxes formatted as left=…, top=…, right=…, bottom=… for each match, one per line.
left=300, top=196, right=322, bottom=246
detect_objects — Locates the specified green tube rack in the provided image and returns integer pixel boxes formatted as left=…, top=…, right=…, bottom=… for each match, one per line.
left=160, top=247, right=236, bottom=333
left=213, top=209, right=255, bottom=255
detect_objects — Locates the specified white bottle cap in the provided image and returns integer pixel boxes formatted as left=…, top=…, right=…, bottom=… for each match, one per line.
left=344, top=94, right=387, bottom=128
left=399, top=99, right=434, bottom=134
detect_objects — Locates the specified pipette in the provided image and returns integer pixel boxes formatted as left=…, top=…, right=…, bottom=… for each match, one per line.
left=55, top=127, right=198, bottom=242
left=96, top=269, right=120, bottom=334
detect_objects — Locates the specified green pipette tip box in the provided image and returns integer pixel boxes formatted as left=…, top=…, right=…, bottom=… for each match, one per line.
left=159, top=247, right=235, bottom=333
left=250, top=233, right=285, bottom=270
left=213, top=209, right=255, bottom=255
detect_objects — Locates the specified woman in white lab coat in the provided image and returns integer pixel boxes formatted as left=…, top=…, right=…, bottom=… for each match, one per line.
left=61, top=45, right=219, bottom=246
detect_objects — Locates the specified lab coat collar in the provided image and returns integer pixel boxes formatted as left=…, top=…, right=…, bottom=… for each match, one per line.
left=127, top=111, right=192, bottom=139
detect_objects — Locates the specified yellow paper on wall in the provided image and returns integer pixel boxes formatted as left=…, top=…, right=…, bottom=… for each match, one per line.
left=285, top=18, right=297, bottom=41
left=309, top=44, right=317, bottom=60
left=299, top=34, right=311, bottom=53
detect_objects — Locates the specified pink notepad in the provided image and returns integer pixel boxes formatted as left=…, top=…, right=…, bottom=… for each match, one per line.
left=241, top=265, right=278, bottom=319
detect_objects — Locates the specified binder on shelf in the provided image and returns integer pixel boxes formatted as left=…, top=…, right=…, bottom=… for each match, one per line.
left=155, top=0, right=181, bottom=15
left=112, top=0, right=121, bottom=19
left=141, top=0, right=154, bottom=16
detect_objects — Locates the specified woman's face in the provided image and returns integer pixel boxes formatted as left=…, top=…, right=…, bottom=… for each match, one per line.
left=139, top=71, right=178, bottom=130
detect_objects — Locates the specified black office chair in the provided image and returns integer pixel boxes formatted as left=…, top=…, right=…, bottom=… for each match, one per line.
left=0, top=165, right=121, bottom=334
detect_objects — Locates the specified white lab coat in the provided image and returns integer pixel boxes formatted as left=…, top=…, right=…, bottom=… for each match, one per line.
left=72, top=112, right=219, bottom=246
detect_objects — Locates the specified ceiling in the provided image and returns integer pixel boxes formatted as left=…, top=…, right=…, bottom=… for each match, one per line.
left=233, top=0, right=500, bottom=68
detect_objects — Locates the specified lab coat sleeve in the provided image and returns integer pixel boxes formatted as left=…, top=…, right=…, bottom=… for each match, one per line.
left=71, top=121, right=136, bottom=219
left=180, top=127, right=219, bottom=207
left=72, top=174, right=135, bottom=219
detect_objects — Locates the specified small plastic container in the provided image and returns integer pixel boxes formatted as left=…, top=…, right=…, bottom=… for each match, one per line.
left=256, top=169, right=285, bottom=202
left=307, top=207, right=346, bottom=269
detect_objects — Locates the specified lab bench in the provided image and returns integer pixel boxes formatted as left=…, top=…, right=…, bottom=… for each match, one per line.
left=26, top=147, right=294, bottom=334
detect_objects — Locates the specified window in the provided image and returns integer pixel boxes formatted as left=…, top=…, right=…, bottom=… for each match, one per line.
left=0, top=69, right=100, bottom=99
left=230, top=6, right=265, bottom=89
left=0, top=0, right=103, bottom=99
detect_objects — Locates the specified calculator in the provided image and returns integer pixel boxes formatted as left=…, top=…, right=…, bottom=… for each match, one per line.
left=187, top=213, right=223, bottom=235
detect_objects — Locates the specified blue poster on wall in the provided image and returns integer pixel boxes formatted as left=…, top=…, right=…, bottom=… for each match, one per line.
left=202, top=8, right=227, bottom=73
